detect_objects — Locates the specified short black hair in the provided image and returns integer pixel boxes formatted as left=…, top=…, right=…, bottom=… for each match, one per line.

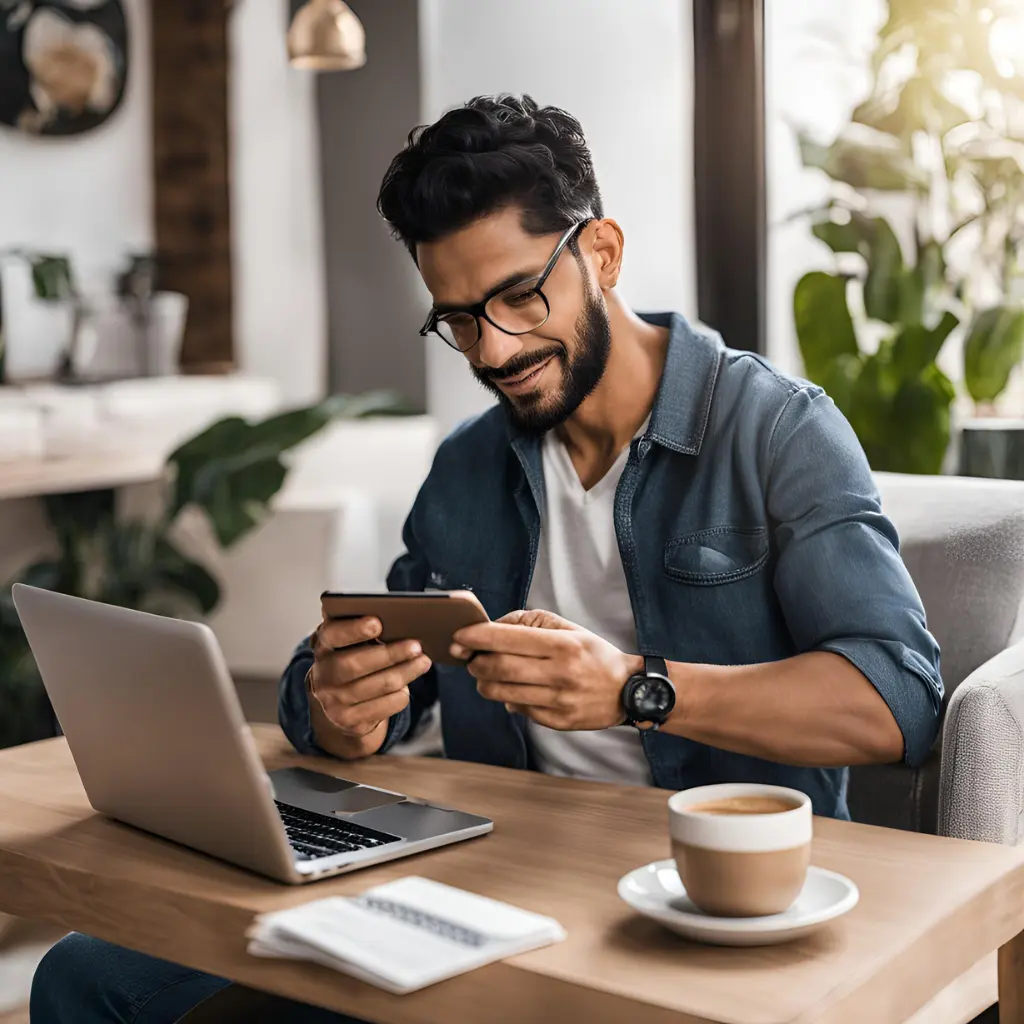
left=377, top=94, right=603, bottom=259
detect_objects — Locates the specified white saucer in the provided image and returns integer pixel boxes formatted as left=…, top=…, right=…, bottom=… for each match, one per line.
left=618, top=860, right=859, bottom=946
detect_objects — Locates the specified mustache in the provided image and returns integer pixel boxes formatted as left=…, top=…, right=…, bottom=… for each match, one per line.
left=481, top=345, right=563, bottom=382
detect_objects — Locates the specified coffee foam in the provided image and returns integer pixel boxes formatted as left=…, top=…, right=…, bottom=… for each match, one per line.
left=669, top=784, right=812, bottom=853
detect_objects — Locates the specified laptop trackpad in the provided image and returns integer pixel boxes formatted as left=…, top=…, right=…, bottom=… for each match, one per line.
left=268, top=767, right=406, bottom=816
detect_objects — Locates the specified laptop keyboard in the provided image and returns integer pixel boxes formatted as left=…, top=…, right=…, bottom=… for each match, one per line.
left=275, top=801, right=401, bottom=861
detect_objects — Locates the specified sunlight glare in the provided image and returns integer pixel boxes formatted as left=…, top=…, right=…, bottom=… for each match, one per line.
left=990, top=14, right=1024, bottom=78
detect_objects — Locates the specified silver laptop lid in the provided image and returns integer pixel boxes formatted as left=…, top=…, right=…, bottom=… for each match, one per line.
left=12, top=584, right=297, bottom=880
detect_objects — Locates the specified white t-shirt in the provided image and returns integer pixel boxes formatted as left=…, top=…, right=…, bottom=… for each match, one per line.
left=525, top=427, right=653, bottom=787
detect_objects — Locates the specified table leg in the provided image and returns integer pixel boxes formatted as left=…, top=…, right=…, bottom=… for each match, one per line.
left=999, top=930, right=1024, bottom=1022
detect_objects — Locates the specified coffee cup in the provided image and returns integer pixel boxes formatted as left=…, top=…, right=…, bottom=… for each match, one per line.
left=668, top=783, right=812, bottom=917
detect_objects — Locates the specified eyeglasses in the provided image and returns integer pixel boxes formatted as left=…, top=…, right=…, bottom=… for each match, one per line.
left=419, top=220, right=587, bottom=352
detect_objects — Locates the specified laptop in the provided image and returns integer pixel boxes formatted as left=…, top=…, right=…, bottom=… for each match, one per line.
left=12, top=584, right=492, bottom=884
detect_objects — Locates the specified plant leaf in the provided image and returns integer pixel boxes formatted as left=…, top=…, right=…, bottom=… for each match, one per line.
left=799, top=131, right=929, bottom=192
left=188, top=457, right=289, bottom=548
left=242, top=405, right=334, bottom=452
left=847, top=356, right=954, bottom=474
left=964, top=306, right=1024, bottom=403
left=891, top=312, right=959, bottom=381
left=167, top=396, right=413, bottom=542
left=152, top=538, right=220, bottom=615
left=38, top=490, right=116, bottom=595
left=853, top=76, right=972, bottom=141
left=321, top=389, right=420, bottom=419
left=43, top=489, right=116, bottom=541
left=817, top=353, right=863, bottom=421
left=890, top=366, right=956, bottom=474
left=863, top=218, right=905, bottom=323
left=96, top=520, right=155, bottom=609
left=811, top=209, right=877, bottom=255
left=29, top=255, right=75, bottom=301
left=168, top=417, right=252, bottom=520
left=794, top=272, right=859, bottom=386
left=14, top=560, right=66, bottom=594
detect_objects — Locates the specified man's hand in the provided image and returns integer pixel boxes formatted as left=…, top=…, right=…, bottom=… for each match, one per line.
left=308, top=616, right=432, bottom=759
left=451, top=609, right=642, bottom=731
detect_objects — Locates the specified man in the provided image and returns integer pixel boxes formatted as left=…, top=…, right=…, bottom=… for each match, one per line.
left=32, top=94, right=942, bottom=1023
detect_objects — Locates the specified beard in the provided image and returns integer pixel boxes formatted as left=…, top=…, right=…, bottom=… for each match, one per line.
left=471, top=289, right=612, bottom=436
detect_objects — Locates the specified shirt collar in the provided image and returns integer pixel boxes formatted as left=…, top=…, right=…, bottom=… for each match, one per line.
left=640, top=311, right=723, bottom=456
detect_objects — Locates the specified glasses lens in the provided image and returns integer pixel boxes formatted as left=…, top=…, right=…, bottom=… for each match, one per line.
left=485, top=281, right=549, bottom=335
left=435, top=313, right=479, bottom=351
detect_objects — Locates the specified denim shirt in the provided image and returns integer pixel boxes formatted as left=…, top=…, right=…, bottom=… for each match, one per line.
left=279, top=312, right=943, bottom=819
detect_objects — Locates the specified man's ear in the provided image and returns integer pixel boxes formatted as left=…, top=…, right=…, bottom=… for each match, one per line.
left=588, top=219, right=624, bottom=290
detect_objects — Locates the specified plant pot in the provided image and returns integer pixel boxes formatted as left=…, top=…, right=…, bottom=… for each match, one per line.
left=959, top=418, right=1024, bottom=480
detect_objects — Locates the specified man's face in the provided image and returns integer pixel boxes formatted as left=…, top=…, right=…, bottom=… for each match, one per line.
left=417, top=208, right=611, bottom=435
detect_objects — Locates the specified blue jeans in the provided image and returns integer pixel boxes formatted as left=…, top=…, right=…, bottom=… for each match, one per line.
left=30, top=933, right=356, bottom=1023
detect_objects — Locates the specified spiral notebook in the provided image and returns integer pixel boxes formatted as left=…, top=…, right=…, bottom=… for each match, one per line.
left=246, top=876, right=566, bottom=994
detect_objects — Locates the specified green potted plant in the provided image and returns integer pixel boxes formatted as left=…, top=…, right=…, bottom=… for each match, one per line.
left=794, top=0, right=1024, bottom=475
left=960, top=307, right=1024, bottom=478
left=0, top=389, right=416, bottom=748
left=0, top=250, right=81, bottom=383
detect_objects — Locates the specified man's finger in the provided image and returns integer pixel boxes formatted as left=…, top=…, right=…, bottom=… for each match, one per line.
left=465, top=652, right=552, bottom=686
left=321, top=687, right=411, bottom=737
left=339, top=656, right=432, bottom=704
left=497, top=609, right=575, bottom=630
left=326, top=639, right=423, bottom=685
left=452, top=621, right=566, bottom=657
left=317, top=616, right=381, bottom=651
left=476, top=680, right=561, bottom=708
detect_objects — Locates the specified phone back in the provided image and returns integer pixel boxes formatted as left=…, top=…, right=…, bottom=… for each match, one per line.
left=320, top=591, right=488, bottom=665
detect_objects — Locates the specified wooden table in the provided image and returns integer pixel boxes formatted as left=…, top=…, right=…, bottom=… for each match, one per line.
left=0, top=453, right=165, bottom=501
left=2, top=726, right=1024, bottom=1024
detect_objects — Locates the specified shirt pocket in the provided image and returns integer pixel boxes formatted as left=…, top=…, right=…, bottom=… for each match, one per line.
left=423, top=565, right=507, bottom=619
left=663, top=526, right=769, bottom=586
left=424, top=565, right=484, bottom=593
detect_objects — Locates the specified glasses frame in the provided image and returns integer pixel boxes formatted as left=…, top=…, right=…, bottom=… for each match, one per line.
left=419, top=219, right=588, bottom=352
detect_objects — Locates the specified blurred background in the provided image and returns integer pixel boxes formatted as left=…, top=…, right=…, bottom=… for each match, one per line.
left=1, top=1, right=1023, bottom=1017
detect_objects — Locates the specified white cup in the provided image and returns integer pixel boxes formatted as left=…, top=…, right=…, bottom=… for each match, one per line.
left=668, top=783, right=813, bottom=917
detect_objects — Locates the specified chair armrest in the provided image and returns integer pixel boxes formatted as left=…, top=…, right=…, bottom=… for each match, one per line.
left=939, top=639, right=1024, bottom=843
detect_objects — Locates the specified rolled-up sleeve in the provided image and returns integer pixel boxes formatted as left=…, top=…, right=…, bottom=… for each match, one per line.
left=277, top=636, right=319, bottom=755
left=277, top=501, right=438, bottom=759
left=765, top=386, right=943, bottom=765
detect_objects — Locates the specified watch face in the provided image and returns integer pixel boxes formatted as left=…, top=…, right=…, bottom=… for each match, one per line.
left=628, top=675, right=675, bottom=721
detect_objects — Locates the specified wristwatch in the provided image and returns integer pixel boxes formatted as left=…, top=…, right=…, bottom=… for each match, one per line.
left=621, top=655, right=676, bottom=730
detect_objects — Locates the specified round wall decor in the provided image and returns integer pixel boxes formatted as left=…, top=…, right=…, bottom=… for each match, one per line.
left=0, top=0, right=128, bottom=136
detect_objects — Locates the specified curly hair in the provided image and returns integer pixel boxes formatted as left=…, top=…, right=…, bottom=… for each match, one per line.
left=377, top=94, right=603, bottom=259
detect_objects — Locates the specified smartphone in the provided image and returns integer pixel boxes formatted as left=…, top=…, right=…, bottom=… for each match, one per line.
left=319, top=590, right=489, bottom=666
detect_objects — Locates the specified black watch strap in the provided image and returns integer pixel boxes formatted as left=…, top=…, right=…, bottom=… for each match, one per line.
left=622, top=655, right=675, bottom=730
left=645, top=654, right=669, bottom=678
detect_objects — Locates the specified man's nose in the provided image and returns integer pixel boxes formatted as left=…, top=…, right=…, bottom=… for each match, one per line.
left=473, top=319, right=523, bottom=369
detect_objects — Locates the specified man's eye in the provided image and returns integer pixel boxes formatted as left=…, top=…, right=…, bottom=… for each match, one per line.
left=502, top=288, right=539, bottom=308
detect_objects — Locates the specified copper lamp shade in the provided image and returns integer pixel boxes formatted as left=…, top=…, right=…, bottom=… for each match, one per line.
left=288, top=0, right=366, bottom=71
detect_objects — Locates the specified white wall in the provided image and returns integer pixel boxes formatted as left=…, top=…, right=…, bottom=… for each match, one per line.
left=228, top=0, right=328, bottom=405
left=418, top=0, right=696, bottom=437
left=0, top=0, right=327, bottom=406
left=0, top=0, right=153, bottom=293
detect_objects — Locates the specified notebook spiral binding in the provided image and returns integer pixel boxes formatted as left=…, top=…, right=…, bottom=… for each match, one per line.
left=354, top=895, right=489, bottom=948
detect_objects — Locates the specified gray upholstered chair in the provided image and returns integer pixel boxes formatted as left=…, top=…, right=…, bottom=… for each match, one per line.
left=849, top=473, right=1024, bottom=842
